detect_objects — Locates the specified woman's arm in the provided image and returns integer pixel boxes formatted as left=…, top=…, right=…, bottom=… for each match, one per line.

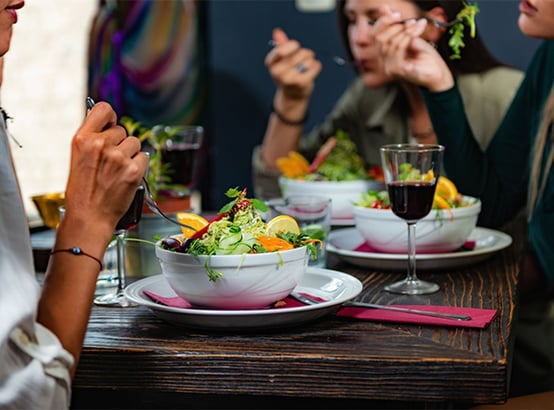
left=260, top=28, right=322, bottom=172
left=37, top=102, right=148, bottom=378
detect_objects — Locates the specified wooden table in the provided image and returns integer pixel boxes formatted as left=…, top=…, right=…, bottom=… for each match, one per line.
left=70, top=245, right=519, bottom=409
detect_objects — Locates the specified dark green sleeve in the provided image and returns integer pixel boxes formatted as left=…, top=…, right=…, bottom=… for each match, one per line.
left=422, top=41, right=554, bottom=228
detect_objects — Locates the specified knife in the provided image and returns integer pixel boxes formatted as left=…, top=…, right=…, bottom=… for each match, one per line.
left=290, top=291, right=472, bottom=321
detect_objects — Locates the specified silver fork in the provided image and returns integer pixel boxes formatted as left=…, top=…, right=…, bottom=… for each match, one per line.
left=368, top=17, right=460, bottom=28
left=290, top=291, right=471, bottom=321
left=141, top=177, right=198, bottom=232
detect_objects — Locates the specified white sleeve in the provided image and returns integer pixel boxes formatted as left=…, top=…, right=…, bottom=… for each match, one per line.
left=0, top=323, right=74, bottom=410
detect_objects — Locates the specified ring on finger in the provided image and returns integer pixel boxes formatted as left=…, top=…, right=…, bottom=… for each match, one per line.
left=295, top=62, right=308, bottom=73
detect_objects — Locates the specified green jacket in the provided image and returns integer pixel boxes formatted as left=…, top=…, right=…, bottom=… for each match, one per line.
left=423, top=40, right=554, bottom=285
left=252, top=66, right=523, bottom=200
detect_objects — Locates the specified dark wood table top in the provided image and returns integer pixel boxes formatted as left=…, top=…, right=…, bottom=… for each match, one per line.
left=70, top=245, right=519, bottom=409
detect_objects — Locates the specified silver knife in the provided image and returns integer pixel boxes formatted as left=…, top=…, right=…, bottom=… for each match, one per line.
left=290, top=291, right=471, bottom=321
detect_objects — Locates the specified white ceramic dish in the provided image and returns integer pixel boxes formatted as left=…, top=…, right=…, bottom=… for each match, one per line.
left=155, top=241, right=308, bottom=309
left=353, top=196, right=481, bottom=254
left=124, top=268, right=363, bottom=330
left=327, top=227, right=512, bottom=271
left=279, top=176, right=383, bottom=221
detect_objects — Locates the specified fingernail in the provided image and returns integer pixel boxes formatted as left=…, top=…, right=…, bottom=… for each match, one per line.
left=391, top=11, right=401, bottom=19
left=416, top=18, right=427, bottom=29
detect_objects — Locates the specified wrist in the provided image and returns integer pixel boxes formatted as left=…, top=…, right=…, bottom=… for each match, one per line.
left=271, top=103, right=308, bottom=126
left=56, top=215, right=113, bottom=260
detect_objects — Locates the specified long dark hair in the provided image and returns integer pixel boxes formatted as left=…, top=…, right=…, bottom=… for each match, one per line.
left=336, top=0, right=504, bottom=75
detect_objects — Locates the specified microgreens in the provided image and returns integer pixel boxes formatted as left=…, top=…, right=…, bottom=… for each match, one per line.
left=218, top=187, right=268, bottom=214
left=448, top=1, right=479, bottom=60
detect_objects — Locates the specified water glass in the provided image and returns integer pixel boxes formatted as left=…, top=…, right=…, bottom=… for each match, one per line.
left=265, top=196, right=332, bottom=268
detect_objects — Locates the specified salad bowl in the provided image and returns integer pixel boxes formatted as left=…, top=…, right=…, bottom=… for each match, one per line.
left=353, top=196, right=481, bottom=254
left=155, top=238, right=309, bottom=309
left=279, top=176, right=383, bottom=223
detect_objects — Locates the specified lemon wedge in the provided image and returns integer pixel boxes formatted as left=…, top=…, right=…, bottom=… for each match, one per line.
left=176, top=212, right=209, bottom=238
left=266, top=215, right=301, bottom=236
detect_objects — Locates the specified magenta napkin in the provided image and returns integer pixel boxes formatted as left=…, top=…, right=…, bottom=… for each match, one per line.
left=143, top=290, right=304, bottom=310
left=353, top=240, right=476, bottom=253
left=144, top=291, right=495, bottom=328
left=336, top=305, right=496, bottom=328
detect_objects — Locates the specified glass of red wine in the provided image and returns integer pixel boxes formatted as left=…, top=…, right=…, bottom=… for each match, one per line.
left=379, top=144, right=445, bottom=295
left=94, top=185, right=145, bottom=307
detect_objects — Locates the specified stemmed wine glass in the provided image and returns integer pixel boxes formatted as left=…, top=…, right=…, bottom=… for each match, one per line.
left=379, top=144, right=445, bottom=295
left=94, top=185, right=145, bottom=307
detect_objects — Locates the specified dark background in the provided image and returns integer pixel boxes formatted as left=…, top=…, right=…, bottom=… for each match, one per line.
left=202, top=0, right=539, bottom=210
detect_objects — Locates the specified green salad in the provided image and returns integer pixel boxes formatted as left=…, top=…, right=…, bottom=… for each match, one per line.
left=304, top=129, right=367, bottom=182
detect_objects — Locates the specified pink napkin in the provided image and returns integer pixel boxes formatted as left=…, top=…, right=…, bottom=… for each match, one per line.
left=144, top=290, right=495, bottom=328
left=336, top=304, right=496, bottom=328
left=353, top=240, right=476, bottom=253
left=143, top=290, right=304, bottom=310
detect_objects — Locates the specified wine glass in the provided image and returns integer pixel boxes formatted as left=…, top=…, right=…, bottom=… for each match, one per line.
left=379, top=144, right=445, bottom=295
left=94, top=185, right=145, bottom=307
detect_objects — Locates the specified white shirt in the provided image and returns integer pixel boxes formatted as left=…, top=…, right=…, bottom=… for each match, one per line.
left=0, top=112, right=73, bottom=409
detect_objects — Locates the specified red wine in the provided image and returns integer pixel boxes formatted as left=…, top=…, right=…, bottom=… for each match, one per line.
left=161, top=145, right=198, bottom=187
left=115, top=186, right=145, bottom=231
left=387, top=181, right=436, bottom=221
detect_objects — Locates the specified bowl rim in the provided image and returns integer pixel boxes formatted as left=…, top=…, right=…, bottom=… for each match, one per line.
left=278, top=176, right=380, bottom=186
left=155, top=236, right=309, bottom=265
left=353, top=195, right=481, bottom=220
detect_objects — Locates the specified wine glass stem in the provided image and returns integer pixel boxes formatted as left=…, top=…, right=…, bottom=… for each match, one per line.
left=407, top=222, right=418, bottom=283
left=115, top=230, right=127, bottom=294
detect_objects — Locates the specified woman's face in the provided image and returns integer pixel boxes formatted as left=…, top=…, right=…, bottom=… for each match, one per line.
left=518, top=0, right=554, bottom=39
left=344, top=0, right=420, bottom=88
left=0, top=1, right=23, bottom=57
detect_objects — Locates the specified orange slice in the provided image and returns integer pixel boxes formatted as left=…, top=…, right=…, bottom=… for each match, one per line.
left=435, top=176, right=458, bottom=200
left=266, top=215, right=301, bottom=236
left=176, top=212, right=209, bottom=238
left=422, top=169, right=435, bottom=181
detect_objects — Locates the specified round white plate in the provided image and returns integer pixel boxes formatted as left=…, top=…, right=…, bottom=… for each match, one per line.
left=327, top=227, right=512, bottom=271
left=124, top=268, right=363, bottom=330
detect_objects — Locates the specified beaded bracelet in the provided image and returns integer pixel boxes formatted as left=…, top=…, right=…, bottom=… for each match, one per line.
left=51, top=247, right=103, bottom=270
left=271, top=104, right=308, bottom=126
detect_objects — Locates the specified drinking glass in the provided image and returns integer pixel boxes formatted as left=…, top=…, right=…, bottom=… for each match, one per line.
left=159, top=125, right=203, bottom=188
left=94, top=185, right=145, bottom=307
left=380, top=144, right=445, bottom=295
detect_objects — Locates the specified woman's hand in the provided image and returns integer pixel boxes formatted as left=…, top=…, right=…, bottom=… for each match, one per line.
left=372, top=6, right=454, bottom=92
left=63, top=101, right=148, bottom=239
left=265, top=28, right=322, bottom=106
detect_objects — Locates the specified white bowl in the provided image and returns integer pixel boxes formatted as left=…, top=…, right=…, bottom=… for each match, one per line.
left=279, top=176, right=384, bottom=222
left=155, top=238, right=309, bottom=309
left=353, top=196, right=481, bottom=254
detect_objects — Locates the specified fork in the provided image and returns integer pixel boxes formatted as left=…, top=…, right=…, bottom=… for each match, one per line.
left=141, top=177, right=198, bottom=231
left=267, top=39, right=355, bottom=68
left=368, top=16, right=460, bottom=28
left=290, top=291, right=472, bottom=321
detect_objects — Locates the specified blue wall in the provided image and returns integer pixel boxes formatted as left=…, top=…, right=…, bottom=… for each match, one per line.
left=204, top=0, right=539, bottom=210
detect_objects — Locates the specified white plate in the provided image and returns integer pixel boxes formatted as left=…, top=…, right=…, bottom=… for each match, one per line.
left=124, top=268, right=363, bottom=330
left=327, top=227, right=512, bottom=271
